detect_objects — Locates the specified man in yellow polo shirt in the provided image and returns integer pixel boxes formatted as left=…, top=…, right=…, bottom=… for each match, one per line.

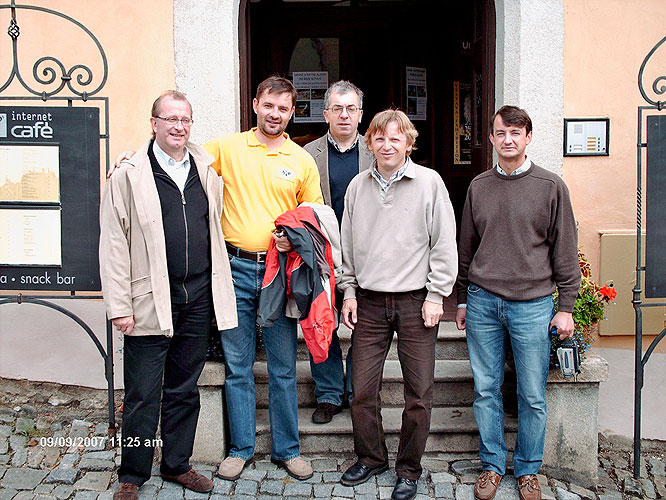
left=207, top=76, right=323, bottom=482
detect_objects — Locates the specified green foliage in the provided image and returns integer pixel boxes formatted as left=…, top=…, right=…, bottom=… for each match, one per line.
left=553, top=250, right=616, bottom=363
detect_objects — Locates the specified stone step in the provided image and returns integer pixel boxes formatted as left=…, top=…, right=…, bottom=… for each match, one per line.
left=256, top=321, right=469, bottom=361
left=253, top=359, right=477, bottom=408
left=254, top=406, right=518, bottom=455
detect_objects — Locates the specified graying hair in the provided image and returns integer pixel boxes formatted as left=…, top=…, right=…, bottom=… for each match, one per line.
left=324, top=80, right=364, bottom=109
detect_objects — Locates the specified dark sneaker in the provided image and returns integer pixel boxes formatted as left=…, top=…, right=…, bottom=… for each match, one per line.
left=311, top=402, right=342, bottom=424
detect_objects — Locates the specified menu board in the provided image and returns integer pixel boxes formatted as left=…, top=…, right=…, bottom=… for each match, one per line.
left=0, top=106, right=100, bottom=291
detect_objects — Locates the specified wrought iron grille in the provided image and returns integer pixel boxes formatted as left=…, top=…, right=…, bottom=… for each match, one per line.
left=0, top=0, right=115, bottom=431
left=633, top=33, right=666, bottom=478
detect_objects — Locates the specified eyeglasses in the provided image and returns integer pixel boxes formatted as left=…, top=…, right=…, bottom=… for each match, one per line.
left=153, top=116, right=194, bottom=126
left=326, top=105, right=360, bottom=115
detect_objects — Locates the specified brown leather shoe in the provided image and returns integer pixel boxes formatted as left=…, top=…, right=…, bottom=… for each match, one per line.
left=474, top=470, right=502, bottom=500
left=518, top=475, right=542, bottom=500
left=161, top=469, right=214, bottom=492
left=113, top=483, right=138, bottom=500
left=311, top=402, right=342, bottom=424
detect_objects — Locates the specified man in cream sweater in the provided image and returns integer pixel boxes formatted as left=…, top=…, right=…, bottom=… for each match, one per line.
left=338, top=109, right=458, bottom=500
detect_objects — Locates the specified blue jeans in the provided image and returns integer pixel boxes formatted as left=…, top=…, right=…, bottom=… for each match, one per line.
left=465, top=284, right=553, bottom=477
left=220, top=255, right=300, bottom=461
left=309, top=292, right=352, bottom=406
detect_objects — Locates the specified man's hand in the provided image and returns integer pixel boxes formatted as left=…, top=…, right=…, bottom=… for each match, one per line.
left=550, top=311, right=574, bottom=339
left=422, top=300, right=443, bottom=328
left=272, top=232, right=293, bottom=253
left=106, top=150, right=136, bottom=178
left=112, top=315, right=135, bottom=335
left=455, top=307, right=466, bottom=331
left=341, top=298, right=357, bottom=330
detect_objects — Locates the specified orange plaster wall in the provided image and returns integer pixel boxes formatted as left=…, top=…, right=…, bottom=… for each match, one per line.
left=563, top=0, right=666, bottom=353
left=1, top=0, right=175, bottom=172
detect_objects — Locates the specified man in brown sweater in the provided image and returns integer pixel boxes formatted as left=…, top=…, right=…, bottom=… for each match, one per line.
left=338, top=110, right=458, bottom=500
left=455, top=106, right=580, bottom=500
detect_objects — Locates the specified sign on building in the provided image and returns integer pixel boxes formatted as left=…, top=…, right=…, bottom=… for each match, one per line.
left=0, top=106, right=101, bottom=291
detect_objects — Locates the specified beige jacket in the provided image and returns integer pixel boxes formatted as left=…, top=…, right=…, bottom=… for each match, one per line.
left=99, top=139, right=237, bottom=336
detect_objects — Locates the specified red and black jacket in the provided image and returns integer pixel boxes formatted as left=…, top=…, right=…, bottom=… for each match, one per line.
left=258, top=206, right=336, bottom=363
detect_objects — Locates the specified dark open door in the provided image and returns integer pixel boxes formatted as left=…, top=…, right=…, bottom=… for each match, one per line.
left=239, top=0, right=495, bottom=317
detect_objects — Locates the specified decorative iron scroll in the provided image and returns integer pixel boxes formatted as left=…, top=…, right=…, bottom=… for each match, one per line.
left=0, top=1, right=108, bottom=99
left=638, top=34, right=666, bottom=109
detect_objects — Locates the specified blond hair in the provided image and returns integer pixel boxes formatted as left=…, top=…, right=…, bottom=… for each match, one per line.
left=365, top=109, right=418, bottom=155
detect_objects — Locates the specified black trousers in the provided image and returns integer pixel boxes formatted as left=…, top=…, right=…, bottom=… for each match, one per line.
left=118, top=292, right=211, bottom=486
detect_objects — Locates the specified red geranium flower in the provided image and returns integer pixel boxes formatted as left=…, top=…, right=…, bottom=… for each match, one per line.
left=599, top=285, right=617, bottom=301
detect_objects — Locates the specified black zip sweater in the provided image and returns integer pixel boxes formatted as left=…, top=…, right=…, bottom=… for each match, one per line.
left=148, top=141, right=211, bottom=304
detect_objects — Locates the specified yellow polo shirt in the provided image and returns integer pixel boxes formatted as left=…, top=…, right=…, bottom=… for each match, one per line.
left=204, top=129, right=323, bottom=252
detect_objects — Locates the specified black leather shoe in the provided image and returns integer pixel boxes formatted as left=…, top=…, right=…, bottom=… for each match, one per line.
left=391, top=478, right=418, bottom=500
left=311, top=402, right=342, bottom=424
left=340, top=461, right=389, bottom=486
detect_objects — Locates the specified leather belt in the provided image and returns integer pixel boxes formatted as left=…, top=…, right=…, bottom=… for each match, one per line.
left=225, top=242, right=267, bottom=263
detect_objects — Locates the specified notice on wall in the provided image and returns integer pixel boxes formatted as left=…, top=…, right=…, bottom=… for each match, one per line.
left=293, top=71, right=329, bottom=123
left=406, top=67, right=427, bottom=120
left=0, top=208, right=61, bottom=266
left=0, top=145, right=60, bottom=202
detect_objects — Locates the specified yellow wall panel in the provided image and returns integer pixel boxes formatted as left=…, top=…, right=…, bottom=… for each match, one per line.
left=599, top=231, right=665, bottom=336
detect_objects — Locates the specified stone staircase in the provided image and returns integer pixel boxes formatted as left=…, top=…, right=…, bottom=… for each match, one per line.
left=196, top=318, right=607, bottom=486
left=252, top=321, right=518, bottom=458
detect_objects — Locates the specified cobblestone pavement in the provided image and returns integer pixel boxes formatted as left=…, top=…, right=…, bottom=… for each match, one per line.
left=0, top=405, right=665, bottom=500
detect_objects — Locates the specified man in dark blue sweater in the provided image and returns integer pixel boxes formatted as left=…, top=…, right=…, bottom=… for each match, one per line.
left=303, top=81, right=374, bottom=423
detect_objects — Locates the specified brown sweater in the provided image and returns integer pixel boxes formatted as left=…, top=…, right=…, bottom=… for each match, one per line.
left=456, top=163, right=580, bottom=312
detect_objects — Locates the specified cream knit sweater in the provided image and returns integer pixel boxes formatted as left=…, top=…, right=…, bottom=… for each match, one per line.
left=339, top=158, right=458, bottom=304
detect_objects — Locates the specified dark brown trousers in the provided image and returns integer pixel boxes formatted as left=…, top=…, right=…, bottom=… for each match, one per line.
left=350, top=288, right=437, bottom=480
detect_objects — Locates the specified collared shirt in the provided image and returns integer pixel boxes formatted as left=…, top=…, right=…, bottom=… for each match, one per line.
left=152, top=141, right=190, bottom=192
left=204, top=129, right=323, bottom=252
left=496, top=156, right=530, bottom=176
left=327, top=130, right=360, bottom=153
left=371, top=160, right=409, bottom=201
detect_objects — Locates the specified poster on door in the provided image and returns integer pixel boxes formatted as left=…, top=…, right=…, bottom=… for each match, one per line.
left=406, top=67, right=427, bottom=121
left=293, top=72, right=328, bottom=123
left=453, top=81, right=472, bottom=165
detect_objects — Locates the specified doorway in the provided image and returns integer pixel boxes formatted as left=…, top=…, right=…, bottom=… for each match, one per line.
left=239, top=0, right=496, bottom=317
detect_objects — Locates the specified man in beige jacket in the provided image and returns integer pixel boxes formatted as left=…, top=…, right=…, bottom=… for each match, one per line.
left=99, top=91, right=236, bottom=500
